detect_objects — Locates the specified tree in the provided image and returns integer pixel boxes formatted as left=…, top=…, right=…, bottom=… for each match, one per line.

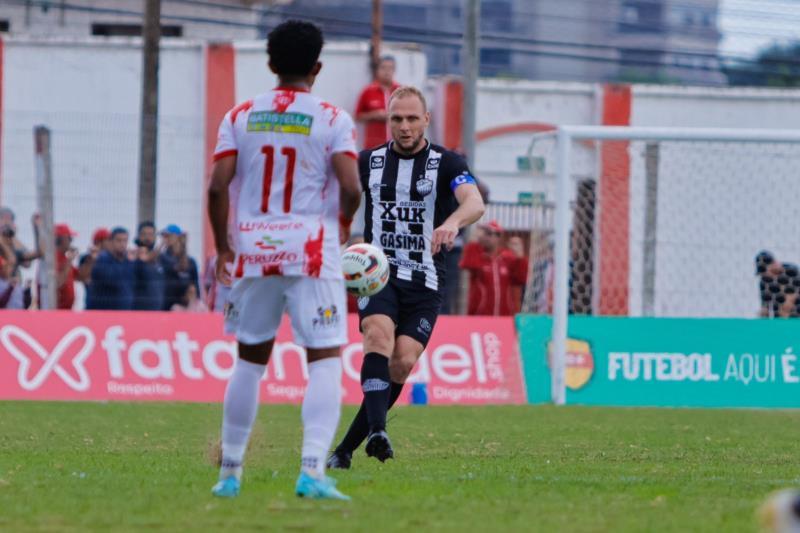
left=724, top=42, right=800, bottom=87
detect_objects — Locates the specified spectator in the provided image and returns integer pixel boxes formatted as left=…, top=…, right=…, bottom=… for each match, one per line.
left=0, top=207, right=42, bottom=283
left=78, top=228, right=111, bottom=285
left=460, top=221, right=528, bottom=316
left=0, top=240, right=24, bottom=309
left=755, top=250, right=790, bottom=318
left=86, top=227, right=134, bottom=310
left=170, top=283, right=208, bottom=313
left=355, top=55, right=401, bottom=149
left=54, top=223, right=79, bottom=310
left=133, top=221, right=165, bottom=311
left=160, top=225, right=200, bottom=311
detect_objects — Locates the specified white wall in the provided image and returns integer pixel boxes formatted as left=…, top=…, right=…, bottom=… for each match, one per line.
left=3, top=37, right=205, bottom=262
left=627, top=85, right=800, bottom=317
left=1, top=37, right=428, bottom=265
left=471, top=80, right=599, bottom=203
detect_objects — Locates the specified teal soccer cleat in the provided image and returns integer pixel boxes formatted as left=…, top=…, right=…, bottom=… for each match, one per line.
left=211, top=475, right=240, bottom=498
left=295, top=471, right=350, bottom=500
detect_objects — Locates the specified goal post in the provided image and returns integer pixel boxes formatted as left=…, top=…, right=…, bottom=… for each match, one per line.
left=540, top=126, right=800, bottom=405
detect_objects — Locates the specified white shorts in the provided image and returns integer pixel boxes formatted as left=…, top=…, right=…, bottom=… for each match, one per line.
left=224, top=276, right=347, bottom=348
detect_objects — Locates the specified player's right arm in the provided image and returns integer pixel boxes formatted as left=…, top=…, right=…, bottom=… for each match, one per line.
left=207, top=111, right=238, bottom=285
left=332, top=153, right=361, bottom=245
left=330, top=111, right=362, bottom=244
left=208, top=156, right=236, bottom=285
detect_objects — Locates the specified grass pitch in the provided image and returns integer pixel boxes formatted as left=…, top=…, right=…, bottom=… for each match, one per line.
left=1, top=402, right=798, bottom=532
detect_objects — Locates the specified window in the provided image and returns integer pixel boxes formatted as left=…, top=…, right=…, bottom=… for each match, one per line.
left=480, top=47, right=511, bottom=76
left=481, top=0, right=512, bottom=33
left=0, top=20, right=9, bottom=33
left=618, top=1, right=664, bottom=33
left=91, top=23, right=183, bottom=37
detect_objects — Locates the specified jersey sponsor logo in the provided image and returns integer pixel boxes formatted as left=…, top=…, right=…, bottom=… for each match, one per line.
left=416, top=177, right=433, bottom=196
left=255, top=235, right=284, bottom=251
left=379, top=201, right=426, bottom=223
left=387, top=256, right=431, bottom=272
left=380, top=232, right=426, bottom=252
left=239, top=251, right=299, bottom=265
left=246, top=111, right=313, bottom=135
left=357, top=296, right=370, bottom=310
left=312, top=305, right=340, bottom=329
left=370, top=155, right=385, bottom=169
left=238, top=221, right=305, bottom=233
left=426, top=158, right=440, bottom=170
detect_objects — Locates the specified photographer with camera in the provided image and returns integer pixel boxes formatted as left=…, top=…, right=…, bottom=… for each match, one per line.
left=0, top=207, right=42, bottom=282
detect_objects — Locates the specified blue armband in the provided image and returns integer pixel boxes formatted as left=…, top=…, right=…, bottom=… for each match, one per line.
left=450, top=172, right=477, bottom=191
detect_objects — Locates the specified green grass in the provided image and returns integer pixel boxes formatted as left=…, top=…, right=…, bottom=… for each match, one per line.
left=0, top=402, right=798, bottom=532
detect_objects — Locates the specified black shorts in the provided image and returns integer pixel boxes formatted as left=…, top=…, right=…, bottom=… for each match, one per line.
left=357, top=277, right=443, bottom=347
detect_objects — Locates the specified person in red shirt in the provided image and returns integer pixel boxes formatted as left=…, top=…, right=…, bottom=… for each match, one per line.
left=355, top=56, right=401, bottom=149
left=54, top=223, right=79, bottom=310
left=460, top=220, right=528, bottom=316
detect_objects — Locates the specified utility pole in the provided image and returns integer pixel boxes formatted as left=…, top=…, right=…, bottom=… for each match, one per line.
left=138, top=0, right=161, bottom=224
left=462, top=0, right=479, bottom=165
left=370, top=0, right=383, bottom=76
left=458, top=0, right=480, bottom=315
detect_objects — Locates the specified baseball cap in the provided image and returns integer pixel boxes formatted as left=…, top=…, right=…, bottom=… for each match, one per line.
left=161, top=224, right=183, bottom=236
left=92, top=228, right=111, bottom=244
left=482, top=220, right=504, bottom=234
left=54, top=223, right=77, bottom=238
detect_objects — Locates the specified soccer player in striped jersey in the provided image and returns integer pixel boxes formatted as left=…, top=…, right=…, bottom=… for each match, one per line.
left=328, top=86, right=485, bottom=468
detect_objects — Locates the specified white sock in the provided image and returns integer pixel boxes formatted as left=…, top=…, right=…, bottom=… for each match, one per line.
left=301, top=357, right=343, bottom=478
left=220, top=358, right=265, bottom=480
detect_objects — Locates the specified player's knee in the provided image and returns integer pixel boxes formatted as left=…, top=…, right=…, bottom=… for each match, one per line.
left=389, top=355, right=415, bottom=383
left=362, top=322, right=394, bottom=354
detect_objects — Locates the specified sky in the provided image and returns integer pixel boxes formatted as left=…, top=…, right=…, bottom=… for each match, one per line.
left=719, top=0, right=800, bottom=57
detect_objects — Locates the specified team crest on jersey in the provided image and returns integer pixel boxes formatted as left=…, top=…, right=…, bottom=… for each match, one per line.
left=416, top=177, right=434, bottom=196
left=370, top=156, right=385, bottom=169
left=426, top=158, right=440, bottom=170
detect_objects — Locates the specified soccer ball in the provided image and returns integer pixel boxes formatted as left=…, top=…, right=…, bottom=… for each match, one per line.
left=759, top=489, right=800, bottom=533
left=342, top=243, right=390, bottom=296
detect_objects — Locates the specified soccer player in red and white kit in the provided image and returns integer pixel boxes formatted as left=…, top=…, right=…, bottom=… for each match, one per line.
left=207, top=20, right=361, bottom=500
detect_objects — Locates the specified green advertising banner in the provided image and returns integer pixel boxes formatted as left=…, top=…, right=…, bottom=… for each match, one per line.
left=517, top=315, right=800, bottom=408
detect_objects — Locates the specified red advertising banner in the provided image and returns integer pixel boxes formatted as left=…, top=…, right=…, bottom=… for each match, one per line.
left=0, top=311, right=526, bottom=405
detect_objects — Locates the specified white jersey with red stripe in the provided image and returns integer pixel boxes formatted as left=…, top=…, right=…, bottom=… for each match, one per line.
left=214, top=87, right=357, bottom=280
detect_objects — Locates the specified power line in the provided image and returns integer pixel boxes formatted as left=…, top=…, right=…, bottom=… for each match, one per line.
left=8, top=0, right=800, bottom=80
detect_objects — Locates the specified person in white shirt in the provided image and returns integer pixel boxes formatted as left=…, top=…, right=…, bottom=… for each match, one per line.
left=207, top=19, right=361, bottom=500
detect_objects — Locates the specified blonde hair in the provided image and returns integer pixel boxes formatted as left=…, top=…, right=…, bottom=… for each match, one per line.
left=388, top=86, right=428, bottom=112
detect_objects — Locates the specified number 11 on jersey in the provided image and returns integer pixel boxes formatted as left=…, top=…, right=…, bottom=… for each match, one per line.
left=260, top=145, right=296, bottom=213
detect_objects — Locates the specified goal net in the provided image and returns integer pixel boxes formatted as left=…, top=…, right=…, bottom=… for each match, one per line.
left=521, top=126, right=800, bottom=403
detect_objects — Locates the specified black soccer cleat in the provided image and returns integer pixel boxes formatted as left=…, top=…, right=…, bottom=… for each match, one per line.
left=326, top=450, right=352, bottom=470
left=365, top=430, right=394, bottom=463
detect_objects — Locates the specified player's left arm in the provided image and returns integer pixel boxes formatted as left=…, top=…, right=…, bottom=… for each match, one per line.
left=432, top=180, right=485, bottom=256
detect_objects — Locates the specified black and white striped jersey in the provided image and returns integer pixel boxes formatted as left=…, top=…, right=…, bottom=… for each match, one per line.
left=359, top=140, right=476, bottom=292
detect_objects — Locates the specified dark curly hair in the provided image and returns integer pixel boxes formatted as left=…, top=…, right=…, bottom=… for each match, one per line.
left=267, top=20, right=324, bottom=77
